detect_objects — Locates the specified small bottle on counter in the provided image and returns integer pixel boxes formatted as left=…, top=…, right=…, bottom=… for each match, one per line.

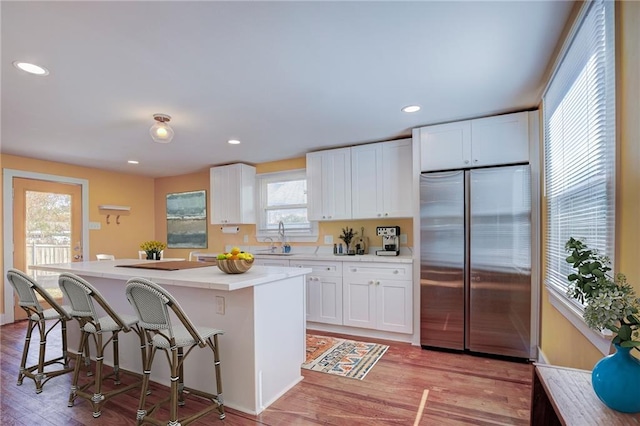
left=338, top=243, right=343, bottom=254
left=333, top=243, right=337, bottom=254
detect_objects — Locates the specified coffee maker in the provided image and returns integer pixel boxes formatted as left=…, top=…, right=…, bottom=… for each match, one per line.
left=375, top=226, right=400, bottom=256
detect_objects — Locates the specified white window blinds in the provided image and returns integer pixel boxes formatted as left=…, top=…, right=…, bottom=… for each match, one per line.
left=543, top=0, right=615, bottom=296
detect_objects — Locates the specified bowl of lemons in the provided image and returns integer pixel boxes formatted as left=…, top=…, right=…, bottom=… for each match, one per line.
left=216, top=247, right=254, bottom=274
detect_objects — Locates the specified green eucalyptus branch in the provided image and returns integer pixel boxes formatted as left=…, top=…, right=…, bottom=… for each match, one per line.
left=565, top=237, right=640, bottom=351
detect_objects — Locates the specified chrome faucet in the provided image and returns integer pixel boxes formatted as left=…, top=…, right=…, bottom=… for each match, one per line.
left=278, top=221, right=291, bottom=253
left=278, top=221, right=286, bottom=245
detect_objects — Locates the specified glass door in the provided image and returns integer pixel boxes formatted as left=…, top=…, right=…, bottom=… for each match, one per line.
left=12, top=178, right=82, bottom=320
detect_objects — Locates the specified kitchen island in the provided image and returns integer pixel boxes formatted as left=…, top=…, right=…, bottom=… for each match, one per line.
left=30, top=259, right=311, bottom=415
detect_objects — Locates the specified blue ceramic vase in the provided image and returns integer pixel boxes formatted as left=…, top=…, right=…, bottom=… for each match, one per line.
left=591, top=344, right=640, bottom=413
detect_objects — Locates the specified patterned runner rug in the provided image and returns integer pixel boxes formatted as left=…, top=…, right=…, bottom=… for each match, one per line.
left=302, top=334, right=389, bottom=380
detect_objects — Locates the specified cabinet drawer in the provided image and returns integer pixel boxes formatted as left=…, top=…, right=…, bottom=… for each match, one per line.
left=290, top=260, right=342, bottom=277
left=343, top=262, right=411, bottom=279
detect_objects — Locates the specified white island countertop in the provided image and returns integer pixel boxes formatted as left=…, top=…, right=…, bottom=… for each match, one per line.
left=30, top=259, right=311, bottom=292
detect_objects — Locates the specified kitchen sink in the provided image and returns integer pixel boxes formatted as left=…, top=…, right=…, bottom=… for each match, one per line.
left=254, top=252, right=296, bottom=256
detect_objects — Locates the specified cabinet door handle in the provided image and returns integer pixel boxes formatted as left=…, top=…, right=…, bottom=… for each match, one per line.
left=384, top=213, right=388, bottom=217
left=369, top=280, right=375, bottom=285
left=393, top=270, right=399, bottom=274
left=464, top=160, right=469, bottom=164
left=474, top=159, right=478, bottom=163
left=375, top=281, right=380, bottom=286
left=326, top=267, right=331, bottom=271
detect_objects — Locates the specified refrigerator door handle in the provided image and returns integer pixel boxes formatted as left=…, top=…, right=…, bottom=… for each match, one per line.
left=464, top=170, right=471, bottom=350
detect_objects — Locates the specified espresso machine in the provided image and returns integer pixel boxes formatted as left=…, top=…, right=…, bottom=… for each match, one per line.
left=375, top=226, right=400, bottom=256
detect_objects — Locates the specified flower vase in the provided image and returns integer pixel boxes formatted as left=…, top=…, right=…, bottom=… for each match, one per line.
left=147, top=251, right=159, bottom=260
left=591, top=344, right=640, bottom=413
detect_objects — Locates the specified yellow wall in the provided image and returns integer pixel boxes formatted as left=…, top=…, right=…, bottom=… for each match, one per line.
left=153, top=157, right=413, bottom=259
left=1, top=154, right=156, bottom=259
left=539, top=1, right=640, bottom=369
left=1, top=154, right=157, bottom=315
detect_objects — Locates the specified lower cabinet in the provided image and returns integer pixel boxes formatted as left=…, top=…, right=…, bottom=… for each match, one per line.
left=291, top=260, right=343, bottom=325
left=260, top=257, right=413, bottom=334
left=342, top=262, right=413, bottom=334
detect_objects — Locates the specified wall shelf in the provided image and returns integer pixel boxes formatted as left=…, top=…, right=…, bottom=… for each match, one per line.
left=98, top=205, right=130, bottom=224
left=98, top=205, right=131, bottom=211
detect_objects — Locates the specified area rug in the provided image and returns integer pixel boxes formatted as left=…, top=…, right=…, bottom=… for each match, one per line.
left=302, top=334, right=389, bottom=380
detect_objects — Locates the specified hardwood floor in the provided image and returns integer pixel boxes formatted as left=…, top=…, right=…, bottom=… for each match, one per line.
left=0, top=322, right=533, bottom=425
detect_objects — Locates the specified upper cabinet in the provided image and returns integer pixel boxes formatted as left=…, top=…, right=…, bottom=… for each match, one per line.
left=418, top=111, right=529, bottom=172
left=307, top=148, right=352, bottom=221
left=351, top=139, right=413, bottom=219
left=210, top=163, right=256, bottom=224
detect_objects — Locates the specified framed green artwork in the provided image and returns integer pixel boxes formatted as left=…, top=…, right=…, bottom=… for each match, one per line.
left=166, top=190, right=207, bottom=248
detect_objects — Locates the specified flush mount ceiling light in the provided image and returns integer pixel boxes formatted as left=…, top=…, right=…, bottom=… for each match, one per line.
left=149, top=113, right=174, bottom=143
left=402, top=105, right=421, bottom=113
left=228, top=139, right=241, bottom=145
left=13, top=61, right=49, bottom=76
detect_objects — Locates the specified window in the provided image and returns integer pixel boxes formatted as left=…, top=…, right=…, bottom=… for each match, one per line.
left=255, top=169, right=318, bottom=242
left=543, top=0, right=615, bottom=353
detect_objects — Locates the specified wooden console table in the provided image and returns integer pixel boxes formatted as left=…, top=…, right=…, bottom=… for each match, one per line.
left=531, top=363, right=640, bottom=425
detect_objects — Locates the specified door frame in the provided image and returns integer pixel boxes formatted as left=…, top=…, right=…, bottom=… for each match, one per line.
left=2, top=169, right=90, bottom=325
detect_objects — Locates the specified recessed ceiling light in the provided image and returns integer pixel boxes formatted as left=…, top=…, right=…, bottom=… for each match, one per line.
left=402, top=105, right=421, bottom=113
left=128, top=160, right=139, bottom=164
left=13, top=61, right=49, bottom=76
left=228, top=139, right=241, bottom=145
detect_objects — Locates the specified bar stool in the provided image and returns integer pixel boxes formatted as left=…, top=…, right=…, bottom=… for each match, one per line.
left=125, top=277, right=225, bottom=425
left=6, top=268, right=74, bottom=393
left=58, top=272, right=145, bottom=418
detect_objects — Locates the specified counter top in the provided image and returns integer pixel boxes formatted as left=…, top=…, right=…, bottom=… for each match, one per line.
left=29, top=259, right=312, bottom=292
left=199, top=253, right=414, bottom=264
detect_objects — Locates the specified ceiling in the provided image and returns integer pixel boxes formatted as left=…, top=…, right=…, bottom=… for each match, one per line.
left=1, top=1, right=574, bottom=178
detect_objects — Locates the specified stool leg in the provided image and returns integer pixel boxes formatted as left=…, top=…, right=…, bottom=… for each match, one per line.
left=61, top=319, right=70, bottom=368
left=91, top=332, right=105, bottom=418
left=169, top=346, right=180, bottom=425
left=177, top=347, right=185, bottom=407
left=112, top=331, right=121, bottom=385
left=35, top=319, right=47, bottom=393
left=69, top=332, right=89, bottom=407
left=136, top=345, right=156, bottom=425
left=17, top=317, right=35, bottom=386
left=212, top=334, right=225, bottom=420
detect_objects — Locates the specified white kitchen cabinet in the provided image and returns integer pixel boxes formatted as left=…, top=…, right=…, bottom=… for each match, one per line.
left=342, top=262, right=412, bottom=334
left=351, top=139, right=413, bottom=219
left=291, top=260, right=343, bottom=325
left=210, top=163, right=255, bottom=224
left=419, top=120, right=471, bottom=172
left=418, top=111, right=529, bottom=171
left=306, top=148, right=352, bottom=221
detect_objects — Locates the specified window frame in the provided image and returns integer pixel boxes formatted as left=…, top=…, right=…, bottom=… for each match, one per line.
left=255, top=169, right=319, bottom=243
left=542, top=0, right=615, bottom=355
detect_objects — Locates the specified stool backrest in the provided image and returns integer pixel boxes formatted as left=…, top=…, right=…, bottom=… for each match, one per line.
left=125, top=277, right=206, bottom=347
left=6, top=268, right=69, bottom=319
left=58, top=272, right=129, bottom=331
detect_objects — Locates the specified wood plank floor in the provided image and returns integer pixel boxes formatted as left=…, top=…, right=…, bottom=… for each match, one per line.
left=0, top=321, right=533, bottom=425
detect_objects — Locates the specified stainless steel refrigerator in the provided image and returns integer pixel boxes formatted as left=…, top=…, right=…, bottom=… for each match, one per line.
left=419, top=165, right=533, bottom=359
